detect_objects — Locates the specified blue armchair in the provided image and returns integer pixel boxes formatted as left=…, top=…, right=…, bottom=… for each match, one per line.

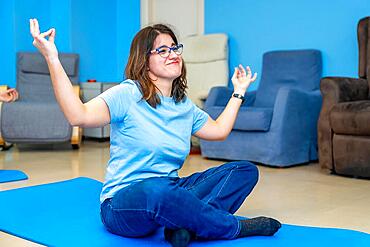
left=200, top=50, right=322, bottom=167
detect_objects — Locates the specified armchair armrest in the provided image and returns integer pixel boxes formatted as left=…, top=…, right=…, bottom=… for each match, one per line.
left=241, top=90, right=257, bottom=107
left=319, top=77, right=369, bottom=130
left=270, top=87, right=322, bottom=149
left=73, top=85, right=81, bottom=98
left=318, top=77, right=368, bottom=170
left=205, top=86, right=233, bottom=108
left=205, top=86, right=257, bottom=109
left=320, top=77, right=368, bottom=104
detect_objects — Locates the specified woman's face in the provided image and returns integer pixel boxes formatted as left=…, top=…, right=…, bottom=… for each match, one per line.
left=148, top=33, right=182, bottom=83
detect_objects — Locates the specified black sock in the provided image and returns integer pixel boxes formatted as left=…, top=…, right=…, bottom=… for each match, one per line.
left=238, top=216, right=282, bottom=238
left=164, top=228, right=192, bottom=247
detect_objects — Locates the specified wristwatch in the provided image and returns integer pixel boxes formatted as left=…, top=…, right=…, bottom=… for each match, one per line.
left=232, top=93, right=245, bottom=103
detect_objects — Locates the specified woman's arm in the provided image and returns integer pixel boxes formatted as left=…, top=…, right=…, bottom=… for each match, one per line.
left=30, top=18, right=110, bottom=128
left=194, top=65, right=257, bottom=141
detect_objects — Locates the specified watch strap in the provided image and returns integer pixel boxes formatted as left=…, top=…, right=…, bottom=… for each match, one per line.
left=232, top=93, right=245, bottom=103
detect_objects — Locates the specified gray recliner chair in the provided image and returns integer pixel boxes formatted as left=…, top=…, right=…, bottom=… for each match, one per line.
left=1, top=52, right=82, bottom=149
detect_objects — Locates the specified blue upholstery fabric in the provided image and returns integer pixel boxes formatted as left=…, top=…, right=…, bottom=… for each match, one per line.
left=207, top=106, right=273, bottom=131
left=201, top=50, right=322, bottom=166
left=1, top=52, right=79, bottom=143
left=255, top=50, right=322, bottom=107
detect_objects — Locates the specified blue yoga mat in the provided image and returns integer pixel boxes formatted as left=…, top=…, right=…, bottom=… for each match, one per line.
left=0, top=177, right=369, bottom=246
left=0, top=169, right=28, bottom=183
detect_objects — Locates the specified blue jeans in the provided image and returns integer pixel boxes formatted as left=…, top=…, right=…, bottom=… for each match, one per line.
left=100, top=161, right=258, bottom=240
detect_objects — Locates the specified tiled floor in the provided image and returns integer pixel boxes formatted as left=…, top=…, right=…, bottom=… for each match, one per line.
left=0, top=140, right=369, bottom=246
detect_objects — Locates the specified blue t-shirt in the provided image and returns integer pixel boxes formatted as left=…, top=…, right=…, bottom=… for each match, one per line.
left=99, top=79, right=209, bottom=203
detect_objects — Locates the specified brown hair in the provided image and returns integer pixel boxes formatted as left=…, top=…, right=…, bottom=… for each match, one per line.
left=125, top=24, right=187, bottom=108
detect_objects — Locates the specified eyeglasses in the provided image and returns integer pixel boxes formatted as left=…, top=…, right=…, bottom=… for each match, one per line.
left=149, top=44, right=183, bottom=58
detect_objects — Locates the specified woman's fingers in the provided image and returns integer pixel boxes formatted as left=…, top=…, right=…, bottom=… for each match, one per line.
left=238, top=64, right=246, bottom=75
left=34, top=19, right=40, bottom=35
left=30, top=19, right=40, bottom=38
left=12, top=89, right=19, bottom=100
left=40, top=29, right=53, bottom=38
left=246, top=66, right=252, bottom=75
left=40, top=28, right=55, bottom=42
left=232, top=67, right=238, bottom=79
left=233, top=64, right=257, bottom=83
left=49, top=28, right=56, bottom=43
left=29, top=19, right=35, bottom=37
left=30, top=18, right=56, bottom=44
left=251, top=72, right=257, bottom=82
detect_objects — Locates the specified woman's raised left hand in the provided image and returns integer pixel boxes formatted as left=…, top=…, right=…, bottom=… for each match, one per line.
left=231, top=64, right=257, bottom=95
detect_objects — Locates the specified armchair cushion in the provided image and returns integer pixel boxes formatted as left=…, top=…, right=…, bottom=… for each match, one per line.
left=206, top=106, right=273, bottom=131
left=1, top=102, right=71, bottom=142
left=19, top=52, right=78, bottom=77
left=254, top=50, right=322, bottom=107
left=330, top=101, right=370, bottom=135
left=234, top=107, right=273, bottom=131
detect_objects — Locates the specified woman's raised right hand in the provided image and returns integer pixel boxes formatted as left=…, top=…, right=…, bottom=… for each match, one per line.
left=29, top=18, right=58, bottom=60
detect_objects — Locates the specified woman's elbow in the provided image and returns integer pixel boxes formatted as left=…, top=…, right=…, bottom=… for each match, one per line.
left=212, top=131, right=229, bottom=141
left=218, top=134, right=228, bottom=141
left=67, top=115, right=85, bottom=127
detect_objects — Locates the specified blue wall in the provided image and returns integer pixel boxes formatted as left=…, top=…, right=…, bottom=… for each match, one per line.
left=0, top=1, right=16, bottom=87
left=205, top=0, right=370, bottom=90
left=117, top=0, right=141, bottom=80
left=0, top=0, right=140, bottom=88
left=71, top=0, right=118, bottom=82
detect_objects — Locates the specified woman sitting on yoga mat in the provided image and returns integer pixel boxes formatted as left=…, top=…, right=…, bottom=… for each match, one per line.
left=29, top=19, right=281, bottom=247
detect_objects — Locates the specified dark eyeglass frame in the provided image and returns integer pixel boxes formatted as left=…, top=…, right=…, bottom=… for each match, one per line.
left=148, top=44, right=183, bottom=58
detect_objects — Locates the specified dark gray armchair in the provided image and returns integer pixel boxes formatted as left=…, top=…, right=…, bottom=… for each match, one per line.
left=1, top=52, right=82, bottom=148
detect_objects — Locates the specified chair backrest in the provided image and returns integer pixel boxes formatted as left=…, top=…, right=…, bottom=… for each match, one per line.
left=16, top=52, right=79, bottom=102
left=182, top=33, right=228, bottom=107
left=358, top=16, right=370, bottom=81
left=254, top=49, right=322, bottom=108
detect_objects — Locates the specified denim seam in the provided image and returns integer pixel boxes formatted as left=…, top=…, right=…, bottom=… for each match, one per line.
left=108, top=203, right=137, bottom=234
left=112, top=208, right=182, bottom=229
left=231, top=216, right=241, bottom=239
left=185, top=164, right=238, bottom=191
left=205, top=166, right=237, bottom=205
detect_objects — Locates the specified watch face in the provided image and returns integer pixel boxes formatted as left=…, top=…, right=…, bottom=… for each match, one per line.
left=232, top=93, right=245, bottom=103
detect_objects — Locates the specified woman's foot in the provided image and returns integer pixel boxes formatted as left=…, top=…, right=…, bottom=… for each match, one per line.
left=164, top=228, right=192, bottom=247
left=238, top=216, right=281, bottom=237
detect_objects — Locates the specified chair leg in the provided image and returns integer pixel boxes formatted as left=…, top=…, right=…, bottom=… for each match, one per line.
left=0, top=137, right=13, bottom=151
left=71, top=126, right=82, bottom=149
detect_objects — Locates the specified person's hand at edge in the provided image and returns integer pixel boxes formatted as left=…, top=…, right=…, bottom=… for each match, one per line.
left=0, top=88, right=19, bottom=103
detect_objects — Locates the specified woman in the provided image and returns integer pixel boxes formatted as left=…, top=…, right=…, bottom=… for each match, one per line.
left=30, top=19, right=281, bottom=247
